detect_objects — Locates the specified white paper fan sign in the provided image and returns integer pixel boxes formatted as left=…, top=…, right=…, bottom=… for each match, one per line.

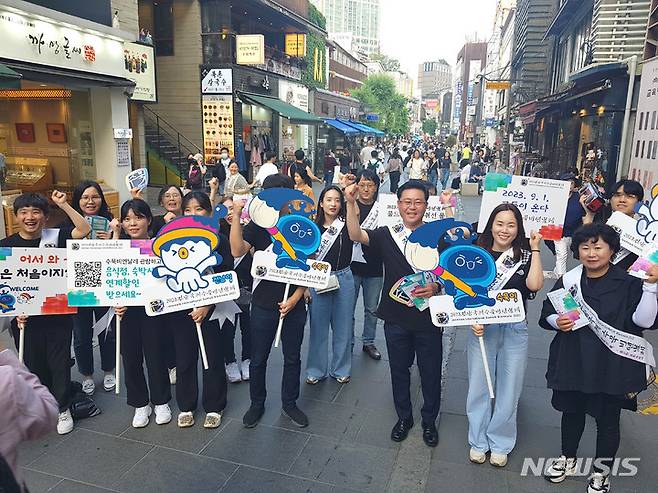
left=125, top=168, right=149, bottom=192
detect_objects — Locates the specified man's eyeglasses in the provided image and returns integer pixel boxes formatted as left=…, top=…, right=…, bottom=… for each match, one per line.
left=399, top=199, right=426, bottom=207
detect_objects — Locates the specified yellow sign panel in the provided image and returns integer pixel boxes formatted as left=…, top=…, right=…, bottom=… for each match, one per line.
left=236, top=34, right=265, bottom=65
left=486, top=81, right=512, bottom=91
left=285, top=34, right=306, bottom=57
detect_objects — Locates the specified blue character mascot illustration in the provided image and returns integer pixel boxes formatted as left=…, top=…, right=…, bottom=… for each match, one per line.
left=248, top=188, right=320, bottom=270
left=404, top=219, right=497, bottom=309
left=152, top=205, right=227, bottom=293
left=0, top=284, right=16, bottom=313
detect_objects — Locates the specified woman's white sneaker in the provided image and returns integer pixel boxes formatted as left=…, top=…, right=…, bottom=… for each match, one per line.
left=132, top=405, right=151, bottom=428
left=81, top=378, right=95, bottom=396
left=103, top=373, right=116, bottom=392
left=544, top=455, right=577, bottom=483
left=489, top=453, right=508, bottom=467
left=587, top=472, right=610, bottom=493
left=154, top=404, right=172, bottom=425
left=469, top=448, right=486, bottom=464
left=57, top=410, right=74, bottom=435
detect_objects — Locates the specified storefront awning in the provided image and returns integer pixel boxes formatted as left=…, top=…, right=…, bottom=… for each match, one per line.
left=324, top=119, right=360, bottom=135
left=0, top=63, right=22, bottom=89
left=0, top=60, right=135, bottom=88
left=338, top=119, right=385, bottom=136
left=238, top=92, right=323, bottom=124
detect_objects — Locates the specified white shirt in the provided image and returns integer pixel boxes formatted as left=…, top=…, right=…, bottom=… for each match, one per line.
left=254, top=162, right=278, bottom=185
left=409, top=158, right=426, bottom=180
left=360, top=146, right=375, bottom=165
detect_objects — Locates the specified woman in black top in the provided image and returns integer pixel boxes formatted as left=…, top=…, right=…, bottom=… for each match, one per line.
left=63, top=180, right=116, bottom=395
left=539, top=223, right=658, bottom=492
left=166, top=191, right=230, bottom=429
left=111, top=199, right=172, bottom=429
left=305, top=185, right=356, bottom=385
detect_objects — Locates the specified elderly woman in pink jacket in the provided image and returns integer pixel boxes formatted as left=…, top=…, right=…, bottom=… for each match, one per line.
left=0, top=344, right=58, bottom=492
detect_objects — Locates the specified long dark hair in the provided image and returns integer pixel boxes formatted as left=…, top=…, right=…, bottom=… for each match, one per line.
left=315, top=185, right=345, bottom=226
left=72, top=180, right=112, bottom=219
left=477, top=203, right=529, bottom=261
left=294, top=167, right=313, bottom=188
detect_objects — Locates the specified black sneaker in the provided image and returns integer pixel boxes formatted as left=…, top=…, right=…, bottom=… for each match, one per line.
left=544, top=455, right=577, bottom=483
left=242, top=404, right=265, bottom=428
left=282, top=404, right=309, bottom=428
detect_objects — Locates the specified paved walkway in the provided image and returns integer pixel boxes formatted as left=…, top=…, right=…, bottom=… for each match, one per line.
left=4, top=194, right=657, bottom=492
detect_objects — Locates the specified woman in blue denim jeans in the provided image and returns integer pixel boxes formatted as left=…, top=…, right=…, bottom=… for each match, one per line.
left=467, top=203, right=544, bottom=467
left=306, top=185, right=356, bottom=385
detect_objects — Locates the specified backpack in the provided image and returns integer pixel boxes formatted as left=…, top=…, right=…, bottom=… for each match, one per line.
left=187, top=165, right=202, bottom=188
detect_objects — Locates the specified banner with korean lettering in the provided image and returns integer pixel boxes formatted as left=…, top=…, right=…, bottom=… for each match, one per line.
left=477, top=174, right=570, bottom=240
left=429, top=289, right=526, bottom=327
left=66, top=239, right=161, bottom=307
left=0, top=248, right=74, bottom=316
left=378, top=194, right=446, bottom=227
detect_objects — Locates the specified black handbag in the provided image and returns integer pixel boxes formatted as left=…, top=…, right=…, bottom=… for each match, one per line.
left=69, top=381, right=102, bottom=420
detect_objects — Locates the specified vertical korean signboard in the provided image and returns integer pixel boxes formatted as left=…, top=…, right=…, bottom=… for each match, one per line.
left=201, top=68, right=235, bottom=160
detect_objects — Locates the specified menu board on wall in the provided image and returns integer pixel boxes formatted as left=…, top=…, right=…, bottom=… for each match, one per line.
left=202, top=95, right=234, bottom=161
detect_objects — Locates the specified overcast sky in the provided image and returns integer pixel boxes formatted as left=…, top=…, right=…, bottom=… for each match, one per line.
left=379, top=0, right=497, bottom=78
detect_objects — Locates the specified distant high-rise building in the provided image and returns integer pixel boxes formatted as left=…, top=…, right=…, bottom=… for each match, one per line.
left=452, top=42, right=488, bottom=141
left=311, top=0, right=381, bottom=55
left=417, top=60, right=452, bottom=100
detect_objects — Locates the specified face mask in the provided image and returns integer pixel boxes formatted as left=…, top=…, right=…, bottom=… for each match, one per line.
left=220, top=153, right=228, bottom=160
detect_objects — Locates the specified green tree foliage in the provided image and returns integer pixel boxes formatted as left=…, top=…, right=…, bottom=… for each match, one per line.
left=445, top=135, right=457, bottom=148
left=351, top=75, right=409, bottom=135
left=422, top=119, right=438, bottom=136
left=369, top=53, right=401, bottom=72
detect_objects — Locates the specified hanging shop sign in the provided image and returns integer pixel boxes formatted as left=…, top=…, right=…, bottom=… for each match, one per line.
left=201, top=68, right=233, bottom=94
left=285, top=34, right=306, bottom=57
left=202, top=94, right=235, bottom=161
left=485, top=81, right=511, bottom=91
left=0, top=8, right=124, bottom=78
left=279, top=80, right=309, bottom=111
left=123, top=42, right=157, bottom=102
left=236, top=34, right=265, bottom=65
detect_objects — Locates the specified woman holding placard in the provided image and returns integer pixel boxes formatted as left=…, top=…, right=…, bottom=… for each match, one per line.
left=149, top=185, right=184, bottom=384
left=581, top=179, right=644, bottom=271
left=64, top=180, right=117, bottom=396
left=468, top=203, right=544, bottom=467
left=305, top=185, right=356, bottom=385
left=159, top=191, right=232, bottom=429
left=539, top=223, right=658, bottom=493
left=111, top=199, right=172, bottom=429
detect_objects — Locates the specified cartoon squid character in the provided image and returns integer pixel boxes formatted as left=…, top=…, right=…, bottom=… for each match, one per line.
left=0, top=284, right=16, bottom=313
left=151, top=205, right=227, bottom=294
left=404, top=219, right=497, bottom=309
left=637, top=183, right=658, bottom=243
left=248, top=188, right=319, bottom=271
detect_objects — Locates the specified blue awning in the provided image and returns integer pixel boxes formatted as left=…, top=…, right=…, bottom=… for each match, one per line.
left=338, top=119, right=385, bottom=136
left=324, top=118, right=360, bottom=135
